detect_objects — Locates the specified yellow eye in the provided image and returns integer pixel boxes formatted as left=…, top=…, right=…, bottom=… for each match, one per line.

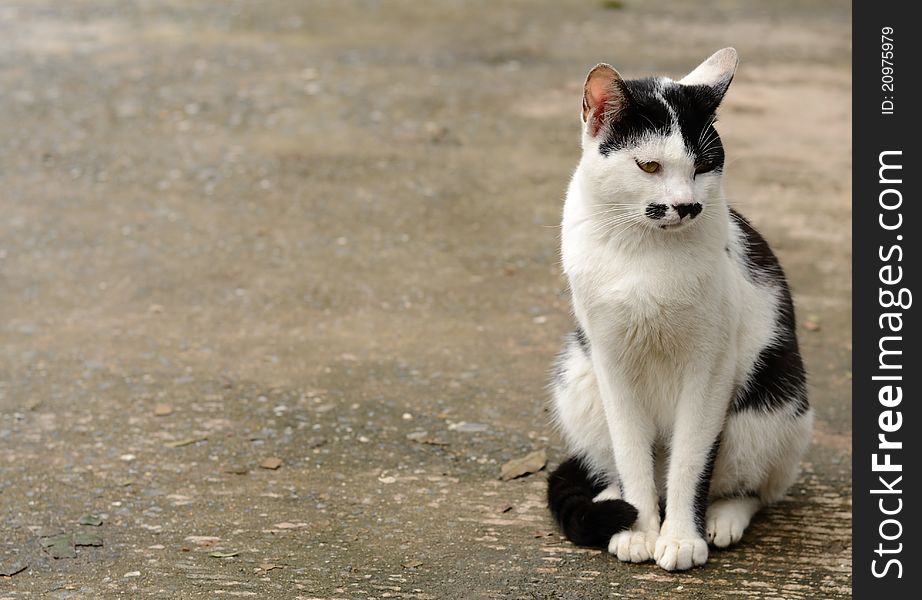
left=636, top=160, right=660, bottom=174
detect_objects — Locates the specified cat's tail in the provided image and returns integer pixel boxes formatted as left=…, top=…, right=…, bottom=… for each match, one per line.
left=546, top=457, right=637, bottom=548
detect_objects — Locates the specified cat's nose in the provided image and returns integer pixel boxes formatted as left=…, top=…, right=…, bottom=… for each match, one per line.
left=673, top=202, right=703, bottom=220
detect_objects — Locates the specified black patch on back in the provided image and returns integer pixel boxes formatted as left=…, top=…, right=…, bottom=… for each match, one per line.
left=597, top=78, right=726, bottom=176
left=729, top=209, right=809, bottom=415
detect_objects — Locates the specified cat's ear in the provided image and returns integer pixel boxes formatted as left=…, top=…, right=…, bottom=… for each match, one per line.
left=582, top=63, right=628, bottom=137
left=679, top=47, right=738, bottom=101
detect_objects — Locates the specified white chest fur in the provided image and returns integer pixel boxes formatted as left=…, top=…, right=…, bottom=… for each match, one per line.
left=564, top=175, right=730, bottom=350
left=559, top=169, right=778, bottom=426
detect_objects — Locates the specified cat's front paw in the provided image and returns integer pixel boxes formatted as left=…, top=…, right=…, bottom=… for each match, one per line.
left=653, top=533, right=708, bottom=571
left=607, top=529, right=657, bottom=563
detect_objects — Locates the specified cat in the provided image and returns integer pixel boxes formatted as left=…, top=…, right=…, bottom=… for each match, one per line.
left=546, top=48, right=813, bottom=571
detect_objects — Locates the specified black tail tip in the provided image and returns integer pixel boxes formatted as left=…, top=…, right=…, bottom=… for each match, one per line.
left=547, top=457, right=638, bottom=548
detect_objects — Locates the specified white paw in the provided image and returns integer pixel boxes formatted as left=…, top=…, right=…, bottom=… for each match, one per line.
left=654, top=535, right=708, bottom=571
left=608, top=529, right=657, bottom=563
left=705, top=499, right=753, bottom=548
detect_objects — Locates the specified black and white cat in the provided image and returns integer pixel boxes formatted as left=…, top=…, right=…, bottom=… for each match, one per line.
left=546, top=49, right=813, bottom=571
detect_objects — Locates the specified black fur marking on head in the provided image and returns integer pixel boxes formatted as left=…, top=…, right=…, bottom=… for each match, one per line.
left=645, top=203, right=667, bottom=220
left=597, top=78, right=726, bottom=177
left=729, top=209, right=809, bottom=416
left=547, top=456, right=638, bottom=548
left=660, top=82, right=727, bottom=174
left=598, top=78, right=671, bottom=156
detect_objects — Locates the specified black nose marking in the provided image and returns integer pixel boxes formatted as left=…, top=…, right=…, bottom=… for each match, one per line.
left=645, top=203, right=668, bottom=220
left=673, top=202, right=702, bottom=220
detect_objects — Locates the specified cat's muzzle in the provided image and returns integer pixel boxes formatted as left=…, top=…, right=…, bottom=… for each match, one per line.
left=645, top=202, right=704, bottom=230
left=673, top=202, right=703, bottom=220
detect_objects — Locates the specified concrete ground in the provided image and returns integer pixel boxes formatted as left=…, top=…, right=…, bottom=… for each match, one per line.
left=0, top=1, right=851, bottom=598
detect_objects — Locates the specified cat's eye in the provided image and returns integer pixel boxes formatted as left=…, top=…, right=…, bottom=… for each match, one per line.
left=635, top=160, right=660, bottom=174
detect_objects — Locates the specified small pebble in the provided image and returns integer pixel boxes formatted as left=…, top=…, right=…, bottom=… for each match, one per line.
left=260, top=457, right=283, bottom=470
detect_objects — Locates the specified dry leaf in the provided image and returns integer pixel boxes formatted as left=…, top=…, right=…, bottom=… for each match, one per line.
left=74, top=532, right=103, bottom=547
left=165, top=437, right=207, bottom=448
left=406, top=431, right=449, bottom=446
left=273, top=522, right=306, bottom=529
left=184, top=536, right=221, bottom=547
left=260, top=457, right=283, bottom=470
left=0, top=561, right=28, bottom=577
left=499, top=449, right=547, bottom=481
left=78, top=514, right=103, bottom=526
left=420, top=438, right=448, bottom=446
left=40, top=534, right=76, bottom=559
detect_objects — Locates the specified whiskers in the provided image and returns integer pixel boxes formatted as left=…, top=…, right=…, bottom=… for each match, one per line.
left=580, top=203, right=646, bottom=239
left=713, top=193, right=753, bottom=209
left=560, top=195, right=733, bottom=240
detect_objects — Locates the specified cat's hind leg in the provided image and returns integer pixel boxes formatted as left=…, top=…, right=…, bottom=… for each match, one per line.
left=708, top=403, right=814, bottom=548
left=705, top=496, right=760, bottom=548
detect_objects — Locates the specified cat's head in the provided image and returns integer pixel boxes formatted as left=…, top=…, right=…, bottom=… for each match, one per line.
left=578, top=48, right=738, bottom=233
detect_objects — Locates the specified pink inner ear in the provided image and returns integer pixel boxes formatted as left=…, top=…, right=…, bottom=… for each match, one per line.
left=587, top=91, right=612, bottom=136
left=586, top=90, right=609, bottom=136
left=586, top=77, right=611, bottom=111
left=583, top=66, right=621, bottom=137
